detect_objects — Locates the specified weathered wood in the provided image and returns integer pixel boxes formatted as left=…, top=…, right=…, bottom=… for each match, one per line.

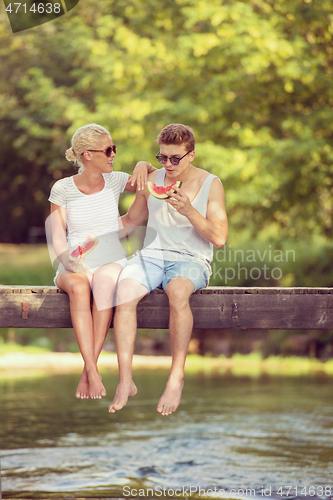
left=0, top=285, right=332, bottom=330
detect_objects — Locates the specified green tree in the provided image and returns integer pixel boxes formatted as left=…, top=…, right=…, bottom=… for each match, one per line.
left=0, top=0, right=332, bottom=242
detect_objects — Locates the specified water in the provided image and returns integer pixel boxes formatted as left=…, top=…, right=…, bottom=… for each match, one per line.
left=1, top=369, right=333, bottom=499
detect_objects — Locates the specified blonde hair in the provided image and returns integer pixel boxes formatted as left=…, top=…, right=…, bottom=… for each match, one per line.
left=65, top=124, right=110, bottom=173
left=157, top=123, right=195, bottom=151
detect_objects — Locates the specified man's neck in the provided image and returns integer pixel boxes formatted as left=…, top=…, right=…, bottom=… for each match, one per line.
left=164, top=164, right=195, bottom=184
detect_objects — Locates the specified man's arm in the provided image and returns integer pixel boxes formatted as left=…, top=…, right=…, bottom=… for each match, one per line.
left=166, top=178, right=228, bottom=248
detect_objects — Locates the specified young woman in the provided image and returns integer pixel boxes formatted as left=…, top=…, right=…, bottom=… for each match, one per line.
left=48, top=124, right=154, bottom=400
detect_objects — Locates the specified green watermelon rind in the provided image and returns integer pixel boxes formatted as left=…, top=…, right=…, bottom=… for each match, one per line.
left=69, top=234, right=99, bottom=261
left=147, top=181, right=182, bottom=199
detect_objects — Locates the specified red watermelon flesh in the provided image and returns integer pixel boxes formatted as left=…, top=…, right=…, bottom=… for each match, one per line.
left=147, top=181, right=182, bottom=199
left=69, top=233, right=99, bottom=261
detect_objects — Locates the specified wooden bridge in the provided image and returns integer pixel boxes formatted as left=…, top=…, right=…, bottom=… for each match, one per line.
left=0, top=285, right=332, bottom=330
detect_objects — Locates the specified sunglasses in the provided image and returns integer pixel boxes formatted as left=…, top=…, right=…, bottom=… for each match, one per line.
left=155, top=150, right=193, bottom=166
left=85, top=145, right=117, bottom=157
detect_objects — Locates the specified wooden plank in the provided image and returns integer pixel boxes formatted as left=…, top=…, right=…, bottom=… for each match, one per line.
left=218, top=294, right=333, bottom=329
left=0, top=291, right=72, bottom=328
left=0, top=286, right=332, bottom=329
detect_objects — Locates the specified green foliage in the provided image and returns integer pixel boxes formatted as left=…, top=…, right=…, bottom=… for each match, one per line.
left=0, top=0, right=332, bottom=242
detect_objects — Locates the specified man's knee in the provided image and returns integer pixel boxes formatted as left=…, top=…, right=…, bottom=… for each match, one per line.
left=93, top=277, right=115, bottom=296
left=165, top=278, right=193, bottom=308
left=116, top=279, right=147, bottom=308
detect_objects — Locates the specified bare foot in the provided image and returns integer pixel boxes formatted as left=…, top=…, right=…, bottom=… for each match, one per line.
left=75, top=368, right=90, bottom=399
left=87, top=368, right=106, bottom=399
left=108, top=380, right=137, bottom=413
left=157, top=375, right=184, bottom=416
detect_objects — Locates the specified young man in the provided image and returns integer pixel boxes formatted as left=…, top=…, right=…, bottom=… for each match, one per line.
left=109, top=124, right=228, bottom=416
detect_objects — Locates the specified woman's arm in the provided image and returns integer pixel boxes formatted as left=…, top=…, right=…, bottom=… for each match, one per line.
left=49, top=203, right=83, bottom=272
left=125, top=161, right=158, bottom=193
left=50, top=203, right=68, bottom=261
left=118, top=188, right=149, bottom=237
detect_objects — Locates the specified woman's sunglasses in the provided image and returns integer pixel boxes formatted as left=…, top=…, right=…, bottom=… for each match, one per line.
left=155, top=150, right=193, bottom=166
left=85, top=145, right=117, bottom=157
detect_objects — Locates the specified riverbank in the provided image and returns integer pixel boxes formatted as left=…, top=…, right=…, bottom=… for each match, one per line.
left=1, top=348, right=333, bottom=378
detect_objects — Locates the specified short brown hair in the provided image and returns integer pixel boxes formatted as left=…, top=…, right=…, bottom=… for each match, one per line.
left=157, top=124, right=195, bottom=151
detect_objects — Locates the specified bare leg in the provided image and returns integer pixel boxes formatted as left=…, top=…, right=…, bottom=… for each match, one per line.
left=56, top=270, right=106, bottom=399
left=76, top=263, right=123, bottom=398
left=157, top=278, right=194, bottom=416
left=108, top=279, right=148, bottom=413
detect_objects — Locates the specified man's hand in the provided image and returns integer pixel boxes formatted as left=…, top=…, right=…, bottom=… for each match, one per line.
left=165, top=186, right=194, bottom=217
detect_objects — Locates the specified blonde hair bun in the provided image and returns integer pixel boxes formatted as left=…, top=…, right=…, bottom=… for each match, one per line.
left=65, top=147, right=77, bottom=163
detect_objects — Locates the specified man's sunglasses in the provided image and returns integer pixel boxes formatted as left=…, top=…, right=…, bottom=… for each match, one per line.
left=85, top=145, right=117, bottom=157
left=155, top=150, right=193, bottom=166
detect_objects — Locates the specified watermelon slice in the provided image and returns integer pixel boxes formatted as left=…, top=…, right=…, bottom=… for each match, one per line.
left=147, top=181, right=182, bottom=199
left=69, top=233, right=99, bottom=261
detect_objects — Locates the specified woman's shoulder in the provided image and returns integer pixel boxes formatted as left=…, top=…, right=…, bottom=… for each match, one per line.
left=49, top=176, right=75, bottom=205
left=104, top=171, right=129, bottom=188
left=51, top=175, right=74, bottom=190
left=105, top=171, right=129, bottom=180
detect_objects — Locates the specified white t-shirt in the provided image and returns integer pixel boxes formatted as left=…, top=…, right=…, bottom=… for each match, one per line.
left=48, top=171, right=129, bottom=273
left=49, top=171, right=129, bottom=247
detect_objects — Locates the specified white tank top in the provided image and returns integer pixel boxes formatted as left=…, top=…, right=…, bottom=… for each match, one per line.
left=141, top=168, right=217, bottom=275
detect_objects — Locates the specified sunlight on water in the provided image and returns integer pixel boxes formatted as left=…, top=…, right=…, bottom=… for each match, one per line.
left=1, top=370, right=333, bottom=499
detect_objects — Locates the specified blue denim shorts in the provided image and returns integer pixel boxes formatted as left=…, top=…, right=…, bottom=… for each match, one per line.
left=118, top=255, right=209, bottom=294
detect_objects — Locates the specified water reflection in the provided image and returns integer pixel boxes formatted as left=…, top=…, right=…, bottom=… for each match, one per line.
left=1, top=370, right=333, bottom=498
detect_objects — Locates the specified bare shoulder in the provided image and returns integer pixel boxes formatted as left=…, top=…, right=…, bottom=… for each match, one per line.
left=192, top=166, right=210, bottom=180
left=208, top=176, right=225, bottom=201
left=211, top=176, right=224, bottom=189
left=193, top=166, right=220, bottom=186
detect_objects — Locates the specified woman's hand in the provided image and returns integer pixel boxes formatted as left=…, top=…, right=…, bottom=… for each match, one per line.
left=131, top=161, right=156, bottom=191
left=63, top=256, right=86, bottom=274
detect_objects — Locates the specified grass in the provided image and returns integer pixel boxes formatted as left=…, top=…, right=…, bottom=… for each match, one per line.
left=1, top=345, right=333, bottom=377
left=185, top=353, right=333, bottom=377
left=0, top=243, right=55, bottom=285
left=0, top=343, right=50, bottom=355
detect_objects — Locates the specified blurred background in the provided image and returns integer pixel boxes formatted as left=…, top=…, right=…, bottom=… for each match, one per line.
left=0, top=0, right=332, bottom=358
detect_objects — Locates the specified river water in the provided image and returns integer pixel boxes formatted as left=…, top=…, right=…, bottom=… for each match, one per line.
left=1, top=368, right=333, bottom=499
